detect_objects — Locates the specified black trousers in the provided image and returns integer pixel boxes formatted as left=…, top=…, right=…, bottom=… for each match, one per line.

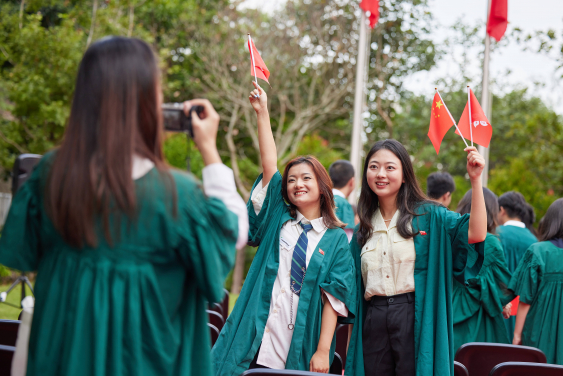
left=363, top=292, right=415, bottom=376
left=248, top=347, right=270, bottom=369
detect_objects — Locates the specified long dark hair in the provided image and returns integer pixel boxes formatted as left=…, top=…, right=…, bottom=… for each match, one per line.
left=357, top=139, right=430, bottom=247
left=457, top=187, right=499, bottom=234
left=281, top=156, right=345, bottom=230
left=538, top=198, right=563, bottom=241
left=46, top=37, right=170, bottom=248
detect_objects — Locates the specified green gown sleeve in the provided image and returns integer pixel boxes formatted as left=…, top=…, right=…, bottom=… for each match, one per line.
left=334, top=196, right=355, bottom=230
left=0, top=157, right=47, bottom=272
left=319, top=232, right=357, bottom=320
left=443, top=208, right=485, bottom=284
left=246, top=171, right=286, bottom=247
left=175, top=177, right=239, bottom=304
left=508, top=248, right=541, bottom=305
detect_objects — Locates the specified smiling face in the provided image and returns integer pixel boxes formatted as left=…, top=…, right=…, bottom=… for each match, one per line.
left=286, top=162, right=321, bottom=210
left=366, top=149, right=404, bottom=200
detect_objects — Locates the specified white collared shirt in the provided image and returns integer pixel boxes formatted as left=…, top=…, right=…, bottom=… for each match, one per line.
left=361, top=209, right=416, bottom=299
left=251, top=180, right=348, bottom=369
left=332, top=189, right=354, bottom=242
left=132, top=156, right=248, bottom=250
left=504, top=220, right=526, bottom=228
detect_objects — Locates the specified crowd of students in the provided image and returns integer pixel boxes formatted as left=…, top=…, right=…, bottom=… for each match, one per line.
left=0, top=37, right=561, bottom=376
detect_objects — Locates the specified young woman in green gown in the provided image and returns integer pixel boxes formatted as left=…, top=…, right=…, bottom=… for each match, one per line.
left=344, top=139, right=487, bottom=376
left=496, top=191, right=538, bottom=341
left=212, top=83, right=356, bottom=374
left=510, top=198, right=563, bottom=364
left=452, top=188, right=515, bottom=353
left=0, top=37, right=248, bottom=376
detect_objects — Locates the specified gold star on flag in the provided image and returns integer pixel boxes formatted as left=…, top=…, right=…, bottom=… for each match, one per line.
left=436, top=100, right=443, bottom=109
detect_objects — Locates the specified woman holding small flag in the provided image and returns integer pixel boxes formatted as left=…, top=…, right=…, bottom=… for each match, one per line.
left=211, top=83, right=356, bottom=374
left=344, top=139, right=487, bottom=376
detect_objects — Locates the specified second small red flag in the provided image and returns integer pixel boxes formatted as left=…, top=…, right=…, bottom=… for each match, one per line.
left=455, top=89, right=493, bottom=148
left=428, top=93, right=454, bottom=154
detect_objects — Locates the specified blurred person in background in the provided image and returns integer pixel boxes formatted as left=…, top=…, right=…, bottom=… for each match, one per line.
left=496, top=191, right=538, bottom=341
left=329, top=160, right=356, bottom=241
left=0, top=36, right=248, bottom=376
left=452, top=188, right=515, bottom=353
left=510, top=198, right=563, bottom=364
left=426, top=172, right=456, bottom=208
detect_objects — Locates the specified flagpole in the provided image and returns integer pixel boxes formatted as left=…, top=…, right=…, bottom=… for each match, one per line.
left=248, top=34, right=258, bottom=85
left=479, top=0, right=493, bottom=187
left=349, top=10, right=370, bottom=205
left=436, top=89, right=469, bottom=148
left=468, top=86, right=473, bottom=147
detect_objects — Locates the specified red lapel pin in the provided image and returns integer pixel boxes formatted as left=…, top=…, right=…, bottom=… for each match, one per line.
left=319, top=249, right=325, bottom=255
left=420, top=231, right=427, bottom=236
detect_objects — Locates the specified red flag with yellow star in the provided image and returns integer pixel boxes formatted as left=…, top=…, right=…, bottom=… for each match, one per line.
left=428, top=93, right=454, bottom=154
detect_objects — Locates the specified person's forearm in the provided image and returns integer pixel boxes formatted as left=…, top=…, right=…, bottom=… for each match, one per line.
left=256, top=109, right=277, bottom=186
left=468, top=176, right=487, bottom=243
left=513, top=302, right=531, bottom=342
left=317, top=300, right=338, bottom=353
left=199, top=144, right=222, bottom=166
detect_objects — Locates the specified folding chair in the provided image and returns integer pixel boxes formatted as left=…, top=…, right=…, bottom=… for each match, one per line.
left=208, top=323, right=220, bottom=347
left=454, top=361, right=469, bottom=376
left=207, top=310, right=225, bottom=332
left=242, top=369, right=339, bottom=376
left=209, top=302, right=224, bottom=317
left=489, top=362, right=563, bottom=376
left=222, top=288, right=230, bottom=317
left=0, top=344, right=15, bottom=374
left=0, top=320, right=20, bottom=347
left=454, top=342, right=547, bottom=376
left=335, top=324, right=349, bottom=368
left=329, top=352, right=343, bottom=375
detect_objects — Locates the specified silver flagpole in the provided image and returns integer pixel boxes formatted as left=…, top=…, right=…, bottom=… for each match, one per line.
left=479, top=0, right=492, bottom=187
left=349, top=11, right=370, bottom=204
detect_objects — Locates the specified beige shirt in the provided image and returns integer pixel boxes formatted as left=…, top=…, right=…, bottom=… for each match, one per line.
left=361, top=209, right=416, bottom=299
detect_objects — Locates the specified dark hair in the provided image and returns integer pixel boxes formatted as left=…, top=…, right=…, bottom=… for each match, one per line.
left=538, top=198, right=563, bottom=241
left=426, top=172, right=456, bottom=199
left=46, top=37, right=171, bottom=247
left=456, top=187, right=499, bottom=234
left=498, top=191, right=536, bottom=231
left=282, top=156, right=345, bottom=230
left=357, top=139, right=431, bottom=246
left=329, top=160, right=355, bottom=189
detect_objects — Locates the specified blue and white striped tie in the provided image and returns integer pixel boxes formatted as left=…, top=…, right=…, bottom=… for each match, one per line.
left=290, top=222, right=313, bottom=296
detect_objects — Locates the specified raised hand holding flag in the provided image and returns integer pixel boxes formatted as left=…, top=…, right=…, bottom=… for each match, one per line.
left=455, top=87, right=493, bottom=148
left=247, top=34, right=270, bottom=87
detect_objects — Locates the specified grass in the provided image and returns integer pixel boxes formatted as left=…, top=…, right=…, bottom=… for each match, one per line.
left=0, top=283, right=31, bottom=320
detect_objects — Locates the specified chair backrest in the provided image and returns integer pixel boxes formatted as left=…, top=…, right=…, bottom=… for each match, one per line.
left=0, top=320, right=20, bottom=347
left=329, top=352, right=343, bottom=375
left=221, top=289, right=229, bottom=318
left=489, top=362, right=563, bottom=376
left=335, top=324, right=349, bottom=368
left=207, top=323, right=220, bottom=347
left=0, top=344, right=15, bottom=374
left=454, top=342, right=547, bottom=376
left=209, top=302, right=224, bottom=317
left=207, top=310, right=225, bottom=332
left=454, top=361, right=469, bottom=376
left=242, top=369, right=338, bottom=376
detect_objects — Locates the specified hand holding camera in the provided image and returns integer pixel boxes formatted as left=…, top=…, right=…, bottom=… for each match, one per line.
left=185, top=99, right=221, bottom=166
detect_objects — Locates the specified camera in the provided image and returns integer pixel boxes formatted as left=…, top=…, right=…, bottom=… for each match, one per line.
left=162, top=103, right=204, bottom=137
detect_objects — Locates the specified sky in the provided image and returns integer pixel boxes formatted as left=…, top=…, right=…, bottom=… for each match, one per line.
left=241, top=0, right=563, bottom=113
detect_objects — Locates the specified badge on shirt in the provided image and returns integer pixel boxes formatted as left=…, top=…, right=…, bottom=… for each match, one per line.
left=319, top=249, right=325, bottom=255
left=280, top=237, right=291, bottom=249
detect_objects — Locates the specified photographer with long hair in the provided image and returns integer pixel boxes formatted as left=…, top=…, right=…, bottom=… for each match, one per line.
left=0, top=37, right=248, bottom=376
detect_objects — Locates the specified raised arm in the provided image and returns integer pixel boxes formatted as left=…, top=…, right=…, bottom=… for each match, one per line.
left=465, top=146, right=487, bottom=244
left=249, top=82, right=277, bottom=186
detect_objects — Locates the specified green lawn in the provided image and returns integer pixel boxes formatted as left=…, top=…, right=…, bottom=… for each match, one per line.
left=0, top=283, right=30, bottom=320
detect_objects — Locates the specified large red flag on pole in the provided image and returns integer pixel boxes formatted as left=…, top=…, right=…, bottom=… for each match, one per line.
left=247, top=34, right=270, bottom=85
left=428, top=90, right=468, bottom=154
left=486, top=0, right=508, bottom=41
left=360, top=0, right=379, bottom=28
left=455, top=87, right=493, bottom=148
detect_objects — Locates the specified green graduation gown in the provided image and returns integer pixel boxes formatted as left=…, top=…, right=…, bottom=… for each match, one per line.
left=453, top=233, right=515, bottom=352
left=509, top=241, right=563, bottom=365
left=345, top=203, right=484, bottom=376
left=334, top=195, right=355, bottom=230
left=211, top=172, right=356, bottom=375
left=0, top=153, right=238, bottom=376
left=496, top=225, right=537, bottom=341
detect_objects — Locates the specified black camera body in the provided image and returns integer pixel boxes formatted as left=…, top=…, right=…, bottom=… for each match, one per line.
left=11, top=154, right=42, bottom=195
left=162, top=103, right=204, bottom=138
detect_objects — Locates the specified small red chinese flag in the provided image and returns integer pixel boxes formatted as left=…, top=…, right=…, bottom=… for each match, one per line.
left=487, top=0, right=508, bottom=41
left=360, top=0, right=379, bottom=28
left=455, top=89, right=493, bottom=148
left=428, top=93, right=454, bottom=154
left=247, top=36, right=270, bottom=85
